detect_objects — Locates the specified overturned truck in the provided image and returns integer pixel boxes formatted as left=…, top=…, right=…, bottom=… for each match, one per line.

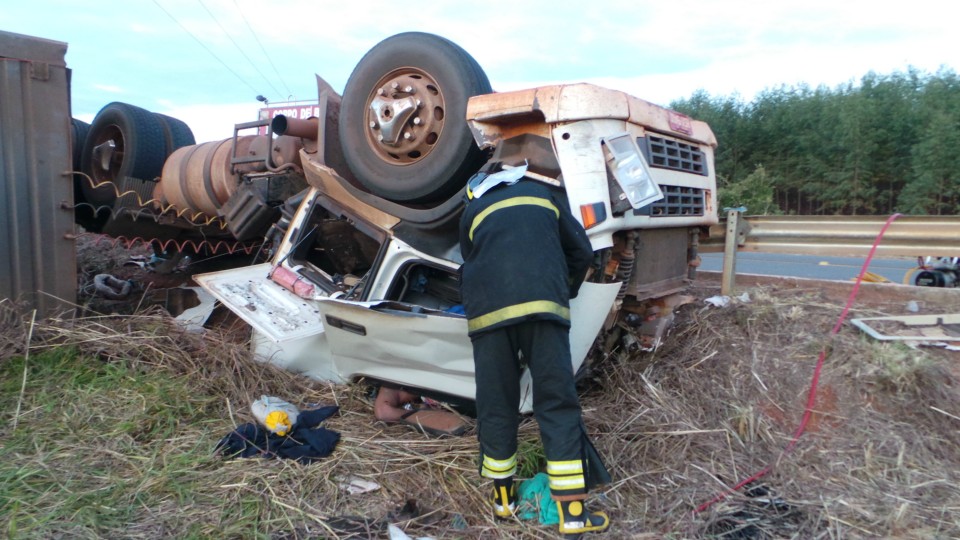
left=78, top=33, right=719, bottom=408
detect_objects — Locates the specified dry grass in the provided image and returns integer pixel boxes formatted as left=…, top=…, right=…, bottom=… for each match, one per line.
left=1, top=280, right=959, bottom=538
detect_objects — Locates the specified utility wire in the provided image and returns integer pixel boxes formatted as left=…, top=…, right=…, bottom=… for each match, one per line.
left=232, top=0, right=293, bottom=98
left=196, top=0, right=283, bottom=99
left=152, top=0, right=261, bottom=96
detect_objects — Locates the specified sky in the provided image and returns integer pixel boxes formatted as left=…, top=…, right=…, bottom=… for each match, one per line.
left=4, top=0, right=960, bottom=143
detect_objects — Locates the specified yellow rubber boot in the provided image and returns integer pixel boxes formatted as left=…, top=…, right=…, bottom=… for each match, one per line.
left=557, top=499, right=609, bottom=536
left=491, top=478, right=516, bottom=519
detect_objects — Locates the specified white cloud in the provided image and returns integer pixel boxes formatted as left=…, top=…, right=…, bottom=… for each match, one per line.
left=156, top=102, right=260, bottom=143
left=92, top=84, right=124, bottom=93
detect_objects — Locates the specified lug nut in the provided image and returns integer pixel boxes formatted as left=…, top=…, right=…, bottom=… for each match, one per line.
left=413, top=117, right=421, bottom=125
left=378, top=134, right=384, bottom=142
left=416, top=99, right=422, bottom=108
left=391, top=82, right=399, bottom=89
left=378, top=88, right=385, bottom=96
left=403, top=131, right=414, bottom=140
left=404, top=86, right=413, bottom=93
left=369, top=121, right=378, bottom=129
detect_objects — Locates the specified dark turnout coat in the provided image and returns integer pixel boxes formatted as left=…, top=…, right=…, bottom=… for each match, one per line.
left=458, top=179, right=594, bottom=337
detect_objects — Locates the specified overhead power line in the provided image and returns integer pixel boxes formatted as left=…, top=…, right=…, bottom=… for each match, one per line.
left=152, top=0, right=261, bottom=97
left=196, top=0, right=283, bottom=99
left=233, top=0, right=293, bottom=98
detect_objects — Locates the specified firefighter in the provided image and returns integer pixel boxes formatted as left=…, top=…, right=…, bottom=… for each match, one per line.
left=458, top=163, right=611, bottom=535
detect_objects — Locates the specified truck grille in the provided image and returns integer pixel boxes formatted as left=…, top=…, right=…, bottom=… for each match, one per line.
left=640, top=135, right=707, bottom=176
left=634, top=185, right=705, bottom=217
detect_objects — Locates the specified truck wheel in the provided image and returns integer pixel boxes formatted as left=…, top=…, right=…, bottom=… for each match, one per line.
left=339, top=32, right=492, bottom=203
left=71, top=118, right=90, bottom=174
left=71, top=118, right=103, bottom=229
left=80, top=102, right=167, bottom=207
left=154, top=113, right=196, bottom=156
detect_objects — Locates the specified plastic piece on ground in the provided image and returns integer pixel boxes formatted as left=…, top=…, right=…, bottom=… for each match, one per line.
left=396, top=407, right=466, bottom=437
left=704, top=295, right=730, bottom=308
left=387, top=524, right=411, bottom=540
left=251, top=395, right=300, bottom=436
left=337, top=475, right=381, bottom=494
left=387, top=523, right=436, bottom=540
left=517, top=472, right=559, bottom=525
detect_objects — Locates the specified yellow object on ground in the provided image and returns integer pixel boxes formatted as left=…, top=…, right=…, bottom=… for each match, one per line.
left=858, top=271, right=891, bottom=283
left=251, top=396, right=300, bottom=436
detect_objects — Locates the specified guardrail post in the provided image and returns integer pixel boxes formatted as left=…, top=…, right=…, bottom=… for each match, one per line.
left=721, top=208, right=747, bottom=295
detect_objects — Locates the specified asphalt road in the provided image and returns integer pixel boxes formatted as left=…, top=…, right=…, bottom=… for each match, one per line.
left=699, top=252, right=921, bottom=284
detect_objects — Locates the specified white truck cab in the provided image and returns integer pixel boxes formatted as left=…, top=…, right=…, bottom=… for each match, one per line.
left=194, top=35, right=718, bottom=409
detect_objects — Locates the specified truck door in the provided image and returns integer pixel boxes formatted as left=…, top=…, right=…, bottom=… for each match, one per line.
left=315, top=281, right=621, bottom=406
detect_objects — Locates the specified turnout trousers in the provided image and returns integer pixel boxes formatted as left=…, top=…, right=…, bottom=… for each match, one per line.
left=472, top=320, right=610, bottom=499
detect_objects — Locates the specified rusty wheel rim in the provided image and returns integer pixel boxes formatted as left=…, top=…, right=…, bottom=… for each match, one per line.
left=89, top=124, right=126, bottom=185
left=363, top=67, right=445, bottom=166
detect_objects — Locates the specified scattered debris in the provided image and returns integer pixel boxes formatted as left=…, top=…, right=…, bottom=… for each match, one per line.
left=852, top=313, right=960, bottom=342
left=337, top=475, right=381, bottom=495
left=250, top=395, right=300, bottom=436
left=172, top=287, right=217, bottom=331
left=516, top=472, right=558, bottom=525
left=92, top=273, right=132, bottom=299
left=704, top=292, right=751, bottom=308
left=215, top=405, right=340, bottom=463
left=387, top=523, right=435, bottom=540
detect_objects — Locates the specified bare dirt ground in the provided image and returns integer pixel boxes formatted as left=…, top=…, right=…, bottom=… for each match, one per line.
left=2, top=238, right=958, bottom=539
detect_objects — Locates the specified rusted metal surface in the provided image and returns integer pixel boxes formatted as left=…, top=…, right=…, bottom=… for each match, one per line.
left=466, top=83, right=720, bottom=253
left=365, top=67, right=445, bottom=165
left=466, top=83, right=717, bottom=149
left=271, top=115, right=318, bottom=141
left=701, top=215, right=960, bottom=257
left=0, top=31, right=76, bottom=317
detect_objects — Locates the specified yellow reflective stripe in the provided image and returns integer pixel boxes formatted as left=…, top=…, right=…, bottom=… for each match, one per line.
left=549, top=475, right=586, bottom=490
left=468, top=300, right=570, bottom=333
left=547, top=460, right=584, bottom=475
left=482, top=454, right=517, bottom=472
left=482, top=454, right=517, bottom=479
left=468, top=196, right=559, bottom=241
left=482, top=467, right=516, bottom=480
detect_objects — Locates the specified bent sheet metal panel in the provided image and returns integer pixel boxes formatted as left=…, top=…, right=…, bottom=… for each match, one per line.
left=192, top=263, right=325, bottom=342
left=316, top=281, right=621, bottom=404
left=851, top=313, right=960, bottom=342
left=0, top=31, right=75, bottom=316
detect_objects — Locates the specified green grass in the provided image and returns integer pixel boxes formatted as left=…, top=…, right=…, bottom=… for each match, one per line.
left=0, top=348, right=265, bottom=539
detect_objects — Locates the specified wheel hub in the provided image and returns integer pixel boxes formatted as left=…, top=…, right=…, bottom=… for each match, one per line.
left=365, top=70, right=444, bottom=164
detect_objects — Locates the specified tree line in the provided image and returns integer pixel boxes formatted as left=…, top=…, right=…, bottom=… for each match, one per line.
left=669, top=67, right=960, bottom=216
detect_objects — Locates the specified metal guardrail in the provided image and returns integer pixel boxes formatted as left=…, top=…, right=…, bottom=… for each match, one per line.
left=701, top=213, right=960, bottom=256
left=698, top=211, right=960, bottom=294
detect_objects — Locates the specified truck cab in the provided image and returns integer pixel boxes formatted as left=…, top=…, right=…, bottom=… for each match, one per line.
left=196, top=73, right=717, bottom=408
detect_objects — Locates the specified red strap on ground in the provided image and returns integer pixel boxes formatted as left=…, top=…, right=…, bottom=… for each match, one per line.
left=694, top=213, right=903, bottom=514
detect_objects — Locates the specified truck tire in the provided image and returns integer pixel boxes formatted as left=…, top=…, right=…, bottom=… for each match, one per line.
left=71, top=118, right=103, bottom=229
left=154, top=113, right=197, bottom=156
left=339, top=32, right=492, bottom=204
left=80, top=102, right=167, bottom=207
left=71, top=118, right=90, bottom=174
